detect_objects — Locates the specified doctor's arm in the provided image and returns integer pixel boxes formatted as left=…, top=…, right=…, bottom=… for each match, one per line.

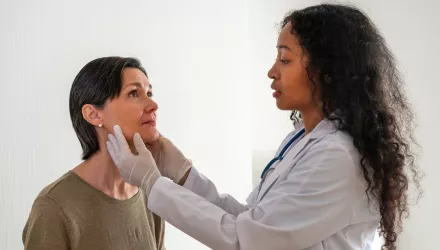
left=108, top=126, right=247, bottom=216
left=148, top=141, right=358, bottom=250
left=148, top=135, right=248, bottom=216
left=180, top=167, right=249, bottom=215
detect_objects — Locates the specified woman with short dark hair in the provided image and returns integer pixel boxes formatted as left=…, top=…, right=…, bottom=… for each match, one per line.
left=23, top=56, right=165, bottom=250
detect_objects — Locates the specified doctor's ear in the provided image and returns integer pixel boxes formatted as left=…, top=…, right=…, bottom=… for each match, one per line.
left=82, top=104, right=104, bottom=128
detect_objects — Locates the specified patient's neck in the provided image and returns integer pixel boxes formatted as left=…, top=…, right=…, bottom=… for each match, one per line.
left=73, top=149, right=138, bottom=200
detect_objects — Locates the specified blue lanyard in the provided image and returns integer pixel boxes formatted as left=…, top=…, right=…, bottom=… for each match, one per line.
left=260, top=128, right=306, bottom=179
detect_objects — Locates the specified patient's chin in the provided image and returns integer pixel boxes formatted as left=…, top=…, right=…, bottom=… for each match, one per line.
left=140, top=130, right=159, bottom=143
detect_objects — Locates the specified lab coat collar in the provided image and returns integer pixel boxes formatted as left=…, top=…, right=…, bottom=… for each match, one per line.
left=308, top=118, right=339, bottom=139
left=296, top=112, right=340, bottom=140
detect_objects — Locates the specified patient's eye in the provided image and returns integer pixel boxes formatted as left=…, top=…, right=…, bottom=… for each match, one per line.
left=128, top=89, right=138, bottom=98
left=147, top=91, right=153, bottom=98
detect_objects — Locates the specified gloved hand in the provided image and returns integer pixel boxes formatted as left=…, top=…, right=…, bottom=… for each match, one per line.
left=106, top=125, right=161, bottom=196
left=146, top=136, right=193, bottom=184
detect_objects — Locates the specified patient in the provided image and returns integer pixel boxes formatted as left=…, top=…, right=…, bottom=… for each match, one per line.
left=22, top=57, right=165, bottom=250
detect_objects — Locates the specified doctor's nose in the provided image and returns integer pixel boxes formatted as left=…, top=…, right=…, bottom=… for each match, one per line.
left=268, top=62, right=279, bottom=80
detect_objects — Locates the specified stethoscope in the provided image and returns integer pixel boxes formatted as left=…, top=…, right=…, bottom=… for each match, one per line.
left=260, top=128, right=306, bottom=179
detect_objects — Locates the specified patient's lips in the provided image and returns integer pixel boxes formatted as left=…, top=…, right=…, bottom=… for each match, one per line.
left=141, top=116, right=156, bottom=126
left=143, top=121, right=156, bottom=126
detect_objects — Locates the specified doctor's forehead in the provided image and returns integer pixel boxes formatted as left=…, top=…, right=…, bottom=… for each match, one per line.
left=277, top=25, right=303, bottom=56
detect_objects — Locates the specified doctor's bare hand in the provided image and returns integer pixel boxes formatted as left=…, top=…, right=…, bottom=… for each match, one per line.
left=106, top=125, right=161, bottom=196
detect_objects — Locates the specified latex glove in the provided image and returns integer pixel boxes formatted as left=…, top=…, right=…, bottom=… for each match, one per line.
left=107, top=125, right=161, bottom=196
left=146, top=136, right=193, bottom=184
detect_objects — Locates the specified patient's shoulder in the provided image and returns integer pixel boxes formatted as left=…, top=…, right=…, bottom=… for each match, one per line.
left=34, top=170, right=93, bottom=210
left=36, top=171, right=78, bottom=200
left=23, top=174, right=73, bottom=245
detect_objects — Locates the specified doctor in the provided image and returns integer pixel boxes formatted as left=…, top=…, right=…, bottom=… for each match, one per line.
left=107, top=4, right=420, bottom=250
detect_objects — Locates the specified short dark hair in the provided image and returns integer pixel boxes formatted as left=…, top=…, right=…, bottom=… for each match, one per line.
left=69, top=56, right=147, bottom=160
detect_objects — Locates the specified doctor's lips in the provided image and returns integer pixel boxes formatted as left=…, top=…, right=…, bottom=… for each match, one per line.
left=272, top=91, right=281, bottom=98
left=271, top=83, right=281, bottom=98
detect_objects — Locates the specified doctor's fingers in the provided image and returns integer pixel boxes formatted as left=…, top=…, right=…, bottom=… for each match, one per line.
left=106, top=140, right=119, bottom=165
left=112, top=125, right=131, bottom=154
left=133, top=133, right=150, bottom=155
left=146, top=139, right=166, bottom=163
left=108, top=133, right=119, bottom=153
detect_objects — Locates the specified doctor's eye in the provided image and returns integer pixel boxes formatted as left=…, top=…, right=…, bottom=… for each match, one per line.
left=279, top=59, right=290, bottom=65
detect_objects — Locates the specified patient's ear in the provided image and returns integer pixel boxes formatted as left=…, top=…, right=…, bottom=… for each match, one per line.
left=82, top=104, right=103, bottom=127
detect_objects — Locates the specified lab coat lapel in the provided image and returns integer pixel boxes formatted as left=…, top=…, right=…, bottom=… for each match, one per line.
left=273, top=123, right=305, bottom=155
left=256, top=132, right=312, bottom=201
left=256, top=119, right=338, bottom=202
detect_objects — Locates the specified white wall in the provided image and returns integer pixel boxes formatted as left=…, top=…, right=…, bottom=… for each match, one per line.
left=1, top=0, right=438, bottom=249
left=0, top=1, right=251, bottom=249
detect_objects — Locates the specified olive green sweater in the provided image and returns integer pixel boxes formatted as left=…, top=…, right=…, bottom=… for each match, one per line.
left=23, top=171, right=165, bottom=250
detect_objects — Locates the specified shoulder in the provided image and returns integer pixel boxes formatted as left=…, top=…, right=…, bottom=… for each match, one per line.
left=25, top=172, right=75, bottom=224
left=37, top=171, right=76, bottom=195
left=23, top=192, right=69, bottom=245
left=296, top=129, right=361, bottom=179
left=25, top=171, right=83, bottom=225
left=306, top=118, right=360, bottom=163
left=35, top=171, right=83, bottom=205
left=28, top=194, right=64, bottom=216
left=318, top=129, right=360, bottom=162
left=303, top=125, right=380, bottom=221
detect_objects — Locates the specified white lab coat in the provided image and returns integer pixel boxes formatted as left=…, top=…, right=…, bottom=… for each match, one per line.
left=147, top=119, right=380, bottom=250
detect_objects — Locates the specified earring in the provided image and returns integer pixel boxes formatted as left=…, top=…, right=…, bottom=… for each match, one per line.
left=98, top=123, right=102, bottom=128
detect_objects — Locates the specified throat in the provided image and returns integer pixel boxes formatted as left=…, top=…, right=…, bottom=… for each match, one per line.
left=73, top=152, right=138, bottom=200
left=300, top=109, right=325, bottom=134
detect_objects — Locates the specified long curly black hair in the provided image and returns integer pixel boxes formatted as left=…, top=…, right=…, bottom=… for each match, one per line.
left=283, top=4, right=422, bottom=250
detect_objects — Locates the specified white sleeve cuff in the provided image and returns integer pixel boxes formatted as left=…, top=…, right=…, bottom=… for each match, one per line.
left=182, top=167, right=199, bottom=191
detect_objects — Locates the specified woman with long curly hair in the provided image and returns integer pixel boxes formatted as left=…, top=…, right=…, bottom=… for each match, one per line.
left=106, top=3, right=421, bottom=250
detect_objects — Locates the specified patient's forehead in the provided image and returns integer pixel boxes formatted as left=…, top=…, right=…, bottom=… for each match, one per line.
left=121, top=68, right=151, bottom=90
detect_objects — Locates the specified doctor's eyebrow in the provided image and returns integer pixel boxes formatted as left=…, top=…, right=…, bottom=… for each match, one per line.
left=277, top=45, right=292, bottom=51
